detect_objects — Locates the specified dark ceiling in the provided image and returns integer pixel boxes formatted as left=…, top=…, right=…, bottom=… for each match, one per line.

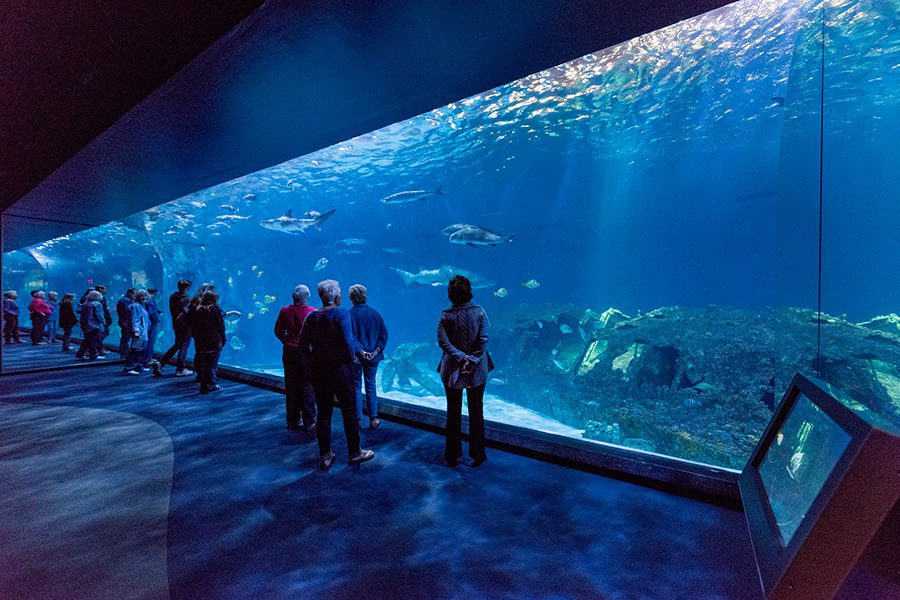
left=2, top=0, right=735, bottom=250
left=0, top=0, right=267, bottom=214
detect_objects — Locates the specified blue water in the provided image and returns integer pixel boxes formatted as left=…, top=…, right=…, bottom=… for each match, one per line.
left=4, top=0, right=898, bottom=468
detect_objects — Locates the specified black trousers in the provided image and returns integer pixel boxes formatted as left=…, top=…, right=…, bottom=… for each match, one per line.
left=84, top=329, right=102, bottom=360
left=312, top=363, right=360, bottom=457
left=195, top=349, right=220, bottom=392
left=61, top=326, right=74, bottom=350
left=445, top=384, right=487, bottom=463
left=3, top=315, right=20, bottom=342
left=160, top=327, right=192, bottom=370
left=30, top=314, right=47, bottom=344
left=283, top=346, right=316, bottom=427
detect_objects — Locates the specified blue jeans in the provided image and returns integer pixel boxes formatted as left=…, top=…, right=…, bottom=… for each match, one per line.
left=125, top=339, right=145, bottom=371
left=143, top=324, right=159, bottom=365
left=45, top=319, right=58, bottom=342
left=354, top=361, right=380, bottom=420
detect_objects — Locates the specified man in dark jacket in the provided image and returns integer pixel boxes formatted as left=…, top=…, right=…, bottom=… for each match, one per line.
left=348, top=284, right=389, bottom=429
left=142, top=288, right=162, bottom=368
left=116, top=289, right=137, bottom=357
left=59, top=293, right=78, bottom=352
left=157, top=280, right=193, bottom=377
left=94, top=285, right=113, bottom=357
left=2, top=290, right=22, bottom=344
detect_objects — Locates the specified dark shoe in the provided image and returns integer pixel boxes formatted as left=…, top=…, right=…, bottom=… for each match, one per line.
left=286, top=423, right=301, bottom=431
left=471, top=457, right=487, bottom=468
left=369, top=417, right=381, bottom=430
left=446, top=458, right=458, bottom=468
left=348, top=449, right=375, bottom=465
left=320, top=451, right=336, bottom=470
left=201, top=385, right=223, bottom=394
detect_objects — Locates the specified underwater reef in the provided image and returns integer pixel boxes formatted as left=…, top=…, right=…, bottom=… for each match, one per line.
left=483, top=304, right=900, bottom=469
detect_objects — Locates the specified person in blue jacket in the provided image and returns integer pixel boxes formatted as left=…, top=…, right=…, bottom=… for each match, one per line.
left=123, top=290, right=150, bottom=375
left=45, top=291, right=59, bottom=343
left=142, top=288, right=162, bottom=368
left=348, top=284, right=389, bottom=429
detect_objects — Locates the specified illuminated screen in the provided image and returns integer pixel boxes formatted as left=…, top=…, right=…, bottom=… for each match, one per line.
left=758, top=393, right=852, bottom=545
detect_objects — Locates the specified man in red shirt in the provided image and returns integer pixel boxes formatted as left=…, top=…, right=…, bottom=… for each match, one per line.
left=274, top=284, right=317, bottom=430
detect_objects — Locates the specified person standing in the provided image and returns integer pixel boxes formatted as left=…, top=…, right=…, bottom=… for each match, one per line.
left=45, top=291, right=59, bottom=343
left=2, top=291, right=22, bottom=344
left=348, top=284, right=389, bottom=430
left=81, top=290, right=106, bottom=361
left=299, top=279, right=375, bottom=469
left=274, top=284, right=317, bottom=431
left=123, top=290, right=151, bottom=375
left=190, top=290, right=226, bottom=394
left=157, top=280, right=194, bottom=377
left=437, top=275, right=492, bottom=468
left=94, top=284, right=113, bottom=357
left=59, top=293, right=78, bottom=352
left=142, top=288, right=162, bottom=368
left=28, top=292, right=52, bottom=345
left=116, top=289, right=137, bottom=357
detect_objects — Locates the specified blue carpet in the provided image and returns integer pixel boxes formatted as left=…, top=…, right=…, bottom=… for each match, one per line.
left=0, top=345, right=762, bottom=600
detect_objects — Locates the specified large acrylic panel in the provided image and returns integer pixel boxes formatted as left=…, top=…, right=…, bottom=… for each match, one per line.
left=819, top=0, right=900, bottom=430
left=3, top=0, right=819, bottom=468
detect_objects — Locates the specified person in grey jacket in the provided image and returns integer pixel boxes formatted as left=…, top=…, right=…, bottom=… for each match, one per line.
left=81, top=290, right=106, bottom=361
left=437, top=275, right=491, bottom=467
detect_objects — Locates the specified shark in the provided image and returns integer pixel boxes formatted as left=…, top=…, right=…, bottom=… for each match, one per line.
left=259, top=209, right=335, bottom=234
left=391, top=265, right=495, bottom=289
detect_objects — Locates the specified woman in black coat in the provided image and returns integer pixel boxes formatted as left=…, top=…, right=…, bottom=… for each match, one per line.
left=190, top=291, right=226, bottom=394
left=59, top=293, right=78, bottom=352
left=437, top=275, right=491, bottom=467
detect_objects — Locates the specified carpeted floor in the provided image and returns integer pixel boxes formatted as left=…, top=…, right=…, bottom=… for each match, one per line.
left=0, top=343, right=762, bottom=600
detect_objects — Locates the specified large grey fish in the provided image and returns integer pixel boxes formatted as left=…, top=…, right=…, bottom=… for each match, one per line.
left=259, top=209, right=336, bottom=234
left=380, top=185, right=446, bottom=204
left=391, top=265, right=495, bottom=289
left=449, top=225, right=516, bottom=247
left=441, top=223, right=474, bottom=236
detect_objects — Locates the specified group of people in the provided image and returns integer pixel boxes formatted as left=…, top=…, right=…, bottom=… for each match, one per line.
left=3, top=273, right=493, bottom=470
left=273, top=275, right=490, bottom=470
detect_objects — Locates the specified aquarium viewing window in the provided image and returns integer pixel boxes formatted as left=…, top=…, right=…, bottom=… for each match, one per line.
left=3, top=0, right=899, bottom=475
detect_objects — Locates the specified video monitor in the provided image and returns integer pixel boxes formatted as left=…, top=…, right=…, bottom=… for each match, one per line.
left=757, top=392, right=852, bottom=545
left=740, top=373, right=900, bottom=600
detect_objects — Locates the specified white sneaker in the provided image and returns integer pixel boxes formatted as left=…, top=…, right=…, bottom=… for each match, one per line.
left=124, top=369, right=141, bottom=376
left=174, top=369, right=194, bottom=377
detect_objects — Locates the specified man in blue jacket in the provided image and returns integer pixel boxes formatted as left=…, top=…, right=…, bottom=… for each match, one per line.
left=348, top=284, right=389, bottom=429
left=124, top=290, right=150, bottom=375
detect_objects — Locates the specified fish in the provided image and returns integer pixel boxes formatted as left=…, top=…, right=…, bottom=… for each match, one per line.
left=264, top=295, right=276, bottom=304
left=216, top=215, right=251, bottom=221
left=254, top=301, right=265, bottom=310
left=251, top=265, right=258, bottom=270
left=237, top=270, right=244, bottom=276
left=87, top=252, right=104, bottom=264
left=522, top=279, right=540, bottom=289
left=189, top=201, right=205, bottom=209
left=683, top=398, right=702, bottom=409
left=219, top=204, right=239, bottom=212
left=380, top=185, right=446, bottom=204
left=489, top=378, right=507, bottom=386
left=227, top=276, right=234, bottom=286
left=338, top=248, right=363, bottom=256
left=391, top=265, right=495, bottom=289
left=286, top=179, right=302, bottom=191
left=552, top=358, right=567, bottom=371
left=382, top=247, right=405, bottom=254
left=337, top=238, right=367, bottom=246
left=257, top=270, right=264, bottom=278
left=247, top=313, right=255, bottom=319
left=449, top=225, right=516, bottom=247
left=242, top=193, right=257, bottom=202
left=259, top=208, right=336, bottom=234
left=259, top=306, right=269, bottom=314
left=493, top=287, right=508, bottom=298
left=229, top=336, right=245, bottom=351
left=537, top=321, right=544, bottom=329
left=315, top=257, right=329, bottom=271
left=442, top=223, right=474, bottom=236
left=560, top=324, right=573, bottom=334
